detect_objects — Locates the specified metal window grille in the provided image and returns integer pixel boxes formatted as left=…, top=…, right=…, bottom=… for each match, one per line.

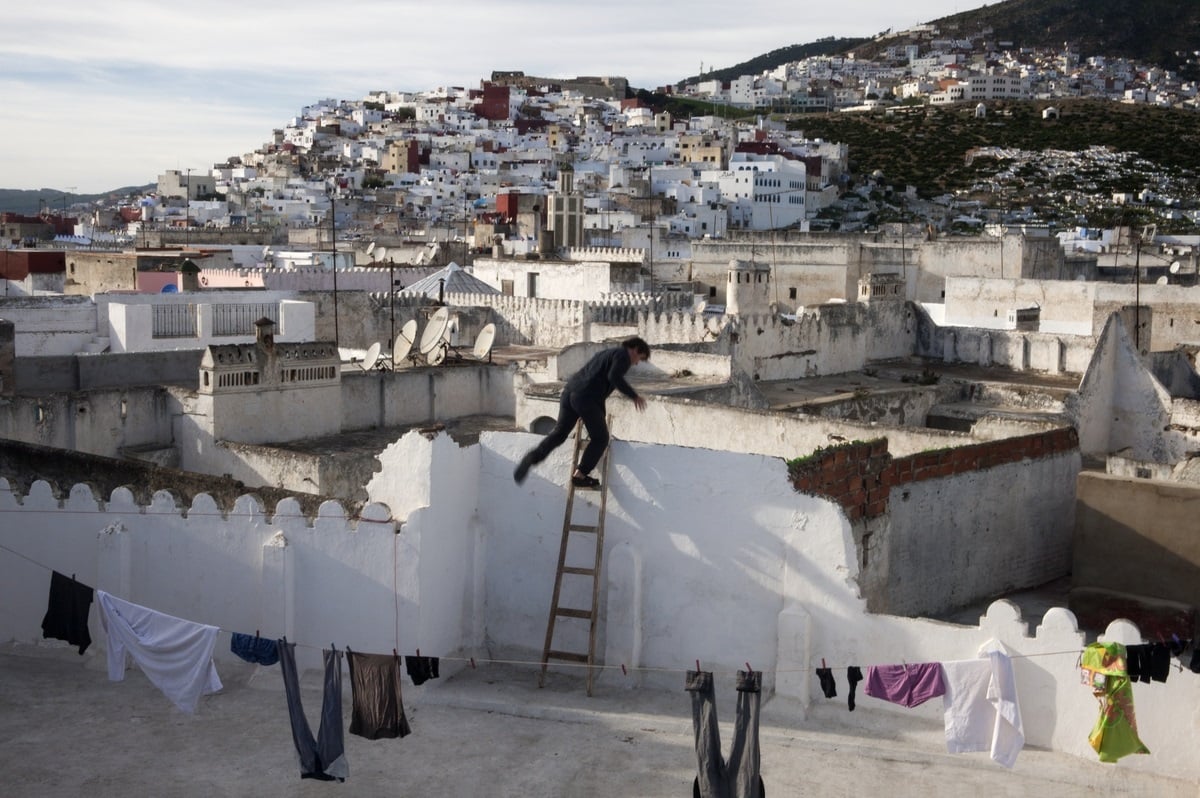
left=212, top=303, right=278, bottom=337
left=152, top=304, right=198, bottom=338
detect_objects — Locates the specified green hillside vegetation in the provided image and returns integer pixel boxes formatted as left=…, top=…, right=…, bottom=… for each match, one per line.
left=787, top=100, right=1200, bottom=198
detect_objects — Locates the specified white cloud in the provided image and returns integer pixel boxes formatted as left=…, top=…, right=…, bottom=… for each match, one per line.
left=0, top=0, right=970, bottom=191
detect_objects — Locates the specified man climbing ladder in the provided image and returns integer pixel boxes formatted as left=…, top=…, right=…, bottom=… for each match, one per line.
left=513, top=337, right=650, bottom=488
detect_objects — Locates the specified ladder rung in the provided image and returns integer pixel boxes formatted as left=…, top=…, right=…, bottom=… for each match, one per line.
left=546, top=650, right=589, bottom=663
left=562, top=566, right=596, bottom=576
left=555, top=607, right=592, bottom=619
left=567, top=523, right=598, bottom=533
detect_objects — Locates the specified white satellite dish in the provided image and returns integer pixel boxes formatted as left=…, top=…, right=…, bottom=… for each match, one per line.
left=360, top=341, right=382, bottom=371
left=420, top=307, right=450, bottom=354
left=1156, top=276, right=1168, bottom=285
left=1169, top=260, right=1181, bottom=274
left=427, top=345, right=446, bottom=366
left=366, top=241, right=376, bottom=256
left=473, top=323, right=496, bottom=361
left=394, top=319, right=418, bottom=363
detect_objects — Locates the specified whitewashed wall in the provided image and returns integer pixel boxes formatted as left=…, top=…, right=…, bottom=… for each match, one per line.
left=0, top=296, right=97, bottom=356
left=471, top=259, right=616, bottom=300
left=4, top=433, right=1199, bottom=781
left=516, top=391, right=976, bottom=460
left=106, top=299, right=315, bottom=353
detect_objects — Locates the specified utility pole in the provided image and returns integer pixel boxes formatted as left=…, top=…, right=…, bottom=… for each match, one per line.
left=1134, top=239, right=1142, bottom=353
left=388, top=257, right=396, bottom=368
left=329, top=188, right=340, bottom=350
left=184, top=168, right=192, bottom=249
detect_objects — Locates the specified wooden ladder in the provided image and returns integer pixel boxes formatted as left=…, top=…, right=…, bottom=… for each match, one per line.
left=539, top=418, right=613, bottom=696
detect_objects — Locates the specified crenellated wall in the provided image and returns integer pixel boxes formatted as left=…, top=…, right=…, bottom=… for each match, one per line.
left=562, top=246, right=646, bottom=264
left=3, top=431, right=1198, bottom=781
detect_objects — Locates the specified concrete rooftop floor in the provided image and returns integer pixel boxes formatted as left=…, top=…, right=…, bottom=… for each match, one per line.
left=2, top=644, right=1192, bottom=797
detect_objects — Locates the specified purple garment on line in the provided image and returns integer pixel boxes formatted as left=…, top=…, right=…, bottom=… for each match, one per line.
left=864, top=663, right=946, bottom=708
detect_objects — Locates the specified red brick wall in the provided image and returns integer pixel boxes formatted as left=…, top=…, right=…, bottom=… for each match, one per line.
left=790, top=428, right=1079, bottom=520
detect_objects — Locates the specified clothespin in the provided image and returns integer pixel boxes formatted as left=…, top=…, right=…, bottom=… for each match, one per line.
left=416, top=648, right=421, bottom=658
left=745, top=661, right=753, bottom=674
left=621, top=663, right=627, bottom=676
left=469, top=657, right=477, bottom=669
left=821, top=658, right=826, bottom=669
left=696, top=659, right=701, bottom=673
left=255, top=629, right=260, bottom=639
left=71, top=573, right=76, bottom=582
left=393, top=648, right=398, bottom=658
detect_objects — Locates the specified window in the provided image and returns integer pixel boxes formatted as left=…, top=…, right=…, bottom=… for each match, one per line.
left=789, top=287, right=797, bottom=300
left=501, top=279, right=514, bottom=295
left=709, top=286, right=717, bottom=297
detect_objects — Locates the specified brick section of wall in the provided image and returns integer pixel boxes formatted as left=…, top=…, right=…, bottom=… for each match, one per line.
left=790, top=427, right=1080, bottom=520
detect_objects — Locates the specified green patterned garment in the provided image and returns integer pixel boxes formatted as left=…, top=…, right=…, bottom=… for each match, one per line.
left=1080, top=642, right=1150, bottom=763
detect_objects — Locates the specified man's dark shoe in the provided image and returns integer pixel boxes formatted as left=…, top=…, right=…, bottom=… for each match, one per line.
left=513, top=453, right=535, bottom=484
left=571, top=474, right=601, bottom=489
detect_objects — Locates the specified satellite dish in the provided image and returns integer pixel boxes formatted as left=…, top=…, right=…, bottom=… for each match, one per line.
left=427, top=345, right=446, bottom=366
left=1156, top=276, right=1168, bottom=285
left=366, top=241, right=376, bottom=256
left=696, top=300, right=708, bottom=314
left=394, top=319, right=417, bottom=363
left=360, top=341, right=382, bottom=371
left=473, top=323, right=496, bottom=360
left=420, top=307, right=450, bottom=354
left=1170, top=260, right=1181, bottom=274
left=161, top=284, right=178, bottom=293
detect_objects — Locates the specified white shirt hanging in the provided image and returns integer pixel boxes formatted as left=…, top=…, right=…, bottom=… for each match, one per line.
left=96, top=590, right=222, bottom=714
left=941, top=646, right=1024, bottom=768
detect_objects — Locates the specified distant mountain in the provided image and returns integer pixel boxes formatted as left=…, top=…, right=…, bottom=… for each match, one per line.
left=0, top=185, right=154, bottom=216
left=675, top=38, right=869, bottom=87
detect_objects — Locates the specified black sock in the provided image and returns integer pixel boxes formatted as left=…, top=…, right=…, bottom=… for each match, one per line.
left=847, top=666, right=863, bottom=711
left=815, top=667, right=836, bottom=699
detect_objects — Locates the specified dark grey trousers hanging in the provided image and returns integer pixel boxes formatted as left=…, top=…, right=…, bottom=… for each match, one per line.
left=686, top=669, right=765, bottom=798
left=278, top=640, right=348, bottom=781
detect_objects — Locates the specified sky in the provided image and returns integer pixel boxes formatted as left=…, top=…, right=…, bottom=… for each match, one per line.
left=0, top=1, right=973, bottom=194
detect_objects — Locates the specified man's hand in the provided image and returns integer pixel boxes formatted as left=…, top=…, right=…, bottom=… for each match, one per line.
left=633, top=396, right=647, bottom=412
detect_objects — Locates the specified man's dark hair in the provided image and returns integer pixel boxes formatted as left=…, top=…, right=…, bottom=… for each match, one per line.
left=623, top=336, right=650, bottom=360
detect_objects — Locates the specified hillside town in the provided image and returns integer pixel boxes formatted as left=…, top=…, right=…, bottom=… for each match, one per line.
left=682, top=25, right=1200, bottom=112
left=2, top=15, right=1200, bottom=797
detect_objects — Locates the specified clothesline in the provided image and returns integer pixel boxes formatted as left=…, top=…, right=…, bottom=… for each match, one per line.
left=0, top=539, right=1122, bottom=678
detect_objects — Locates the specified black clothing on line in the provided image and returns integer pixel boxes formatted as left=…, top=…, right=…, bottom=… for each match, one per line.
left=847, top=666, right=863, bottom=712
left=815, top=667, right=837, bottom=699
left=347, top=650, right=412, bottom=740
left=278, top=640, right=348, bottom=782
left=41, top=571, right=93, bottom=655
left=405, top=655, right=440, bottom=686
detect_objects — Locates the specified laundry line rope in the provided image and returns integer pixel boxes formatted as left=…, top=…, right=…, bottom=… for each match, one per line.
left=0, top=539, right=1090, bottom=678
